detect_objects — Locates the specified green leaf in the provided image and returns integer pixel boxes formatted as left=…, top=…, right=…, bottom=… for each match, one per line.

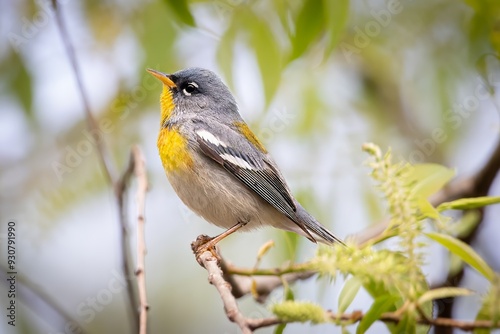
left=417, top=288, right=472, bottom=305
left=12, top=53, right=33, bottom=118
left=356, top=295, right=398, bottom=334
left=140, top=1, right=180, bottom=71
left=294, top=84, right=326, bottom=135
left=274, top=323, right=286, bottom=334
left=338, top=277, right=362, bottom=314
left=449, top=254, right=465, bottom=277
left=244, top=10, right=283, bottom=104
left=448, top=211, right=481, bottom=238
left=395, top=313, right=416, bottom=334
left=406, top=164, right=455, bottom=199
left=426, top=232, right=495, bottom=281
left=216, top=17, right=238, bottom=90
left=323, top=0, right=350, bottom=56
left=289, top=0, right=325, bottom=61
left=284, top=282, right=295, bottom=301
left=475, top=55, right=497, bottom=94
left=162, top=0, right=195, bottom=27
left=473, top=323, right=492, bottom=334
left=417, top=197, right=440, bottom=219
left=0, top=51, right=33, bottom=120
left=282, top=231, right=300, bottom=262
left=464, top=0, right=482, bottom=11
left=437, top=196, right=500, bottom=212
left=474, top=275, right=500, bottom=334
left=360, top=274, right=402, bottom=334
left=273, top=0, right=293, bottom=37
left=256, top=240, right=275, bottom=263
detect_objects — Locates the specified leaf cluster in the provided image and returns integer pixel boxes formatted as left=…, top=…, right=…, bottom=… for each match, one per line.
left=270, top=144, right=500, bottom=333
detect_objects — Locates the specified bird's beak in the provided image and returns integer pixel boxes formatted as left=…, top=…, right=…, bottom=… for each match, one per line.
left=146, top=68, right=176, bottom=88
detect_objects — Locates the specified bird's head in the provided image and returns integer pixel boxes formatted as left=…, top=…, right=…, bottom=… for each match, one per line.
left=147, top=67, right=238, bottom=126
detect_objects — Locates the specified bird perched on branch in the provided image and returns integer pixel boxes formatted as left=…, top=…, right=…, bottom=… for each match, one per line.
left=148, top=67, right=344, bottom=255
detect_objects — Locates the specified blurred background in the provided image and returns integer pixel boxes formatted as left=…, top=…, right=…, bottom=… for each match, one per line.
left=1, top=0, right=500, bottom=333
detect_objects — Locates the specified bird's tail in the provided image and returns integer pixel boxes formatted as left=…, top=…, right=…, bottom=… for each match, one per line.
left=294, top=204, right=345, bottom=246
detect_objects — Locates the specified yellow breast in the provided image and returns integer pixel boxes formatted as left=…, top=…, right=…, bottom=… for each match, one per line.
left=157, top=85, right=193, bottom=173
left=157, top=128, right=193, bottom=173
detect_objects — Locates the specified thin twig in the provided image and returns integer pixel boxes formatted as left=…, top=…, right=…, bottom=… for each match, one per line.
left=51, top=0, right=116, bottom=183
left=195, top=250, right=500, bottom=333
left=220, top=257, right=317, bottom=303
left=51, top=2, right=140, bottom=331
left=246, top=317, right=283, bottom=330
left=324, top=310, right=499, bottom=331
left=220, top=256, right=316, bottom=303
left=225, top=262, right=312, bottom=277
left=132, top=146, right=149, bottom=334
left=221, top=258, right=315, bottom=303
left=247, top=310, right=500, bottom=331
left=197, top=250, right=254, bottom=334
left=115, top=151, right=140, bottom=331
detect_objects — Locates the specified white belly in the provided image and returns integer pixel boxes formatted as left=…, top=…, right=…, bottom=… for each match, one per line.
left=166, top=158, right=285, bottom=232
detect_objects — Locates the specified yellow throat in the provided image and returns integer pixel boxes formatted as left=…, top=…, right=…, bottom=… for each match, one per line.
left=159, top=85, right=174, bottom=125
left=157, top=85, right=193, bottom=173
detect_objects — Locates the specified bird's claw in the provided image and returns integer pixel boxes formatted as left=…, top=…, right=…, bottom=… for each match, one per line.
left=191, top=234, right=221, bottom=265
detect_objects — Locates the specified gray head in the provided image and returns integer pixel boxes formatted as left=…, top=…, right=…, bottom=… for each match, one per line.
left=148, top=67, right=238, bottom=117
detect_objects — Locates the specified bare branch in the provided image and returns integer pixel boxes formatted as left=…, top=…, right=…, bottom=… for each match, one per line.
left=225, top=261, right=312, bottom=277
left=324, top=310, right=499, bottom=331
left=247, top=310, right=500, bottom=331
left=51, top=3, right=143, bottom=331
left=194, top=251, right=500, bottom=333
left=51, top=0, right=116, bottom=183
left=132, top=146, right=149, bottom=334
left=471, top=138, right=500, bottom=197
left=197, top=250, right=254, bottom=334
left=221, top=258, right=315, bottom=303
left=114, top=151, right=140, bottom=331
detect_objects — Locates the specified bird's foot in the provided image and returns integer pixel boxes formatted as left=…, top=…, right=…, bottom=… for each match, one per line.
left=191, top=234, right=221, bottom=266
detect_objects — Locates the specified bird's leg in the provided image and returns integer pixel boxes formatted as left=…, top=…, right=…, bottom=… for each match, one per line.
left=191, top=221, right=247, bottom=264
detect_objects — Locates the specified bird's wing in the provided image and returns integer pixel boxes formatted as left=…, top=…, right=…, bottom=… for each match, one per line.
left=195, top=128, right=316, bottom=242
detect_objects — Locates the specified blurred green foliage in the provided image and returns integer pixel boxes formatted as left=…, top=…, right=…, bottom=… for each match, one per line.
left=3, top=0, right=500, bottom=221
left=2, top=0, right=500, bottom=333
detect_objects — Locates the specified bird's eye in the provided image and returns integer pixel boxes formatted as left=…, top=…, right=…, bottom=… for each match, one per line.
left=182, top=82, right=198, bottom=96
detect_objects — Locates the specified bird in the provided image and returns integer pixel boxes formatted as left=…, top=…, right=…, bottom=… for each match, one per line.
left=147, top=67, right=344, bottom=255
